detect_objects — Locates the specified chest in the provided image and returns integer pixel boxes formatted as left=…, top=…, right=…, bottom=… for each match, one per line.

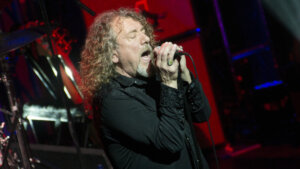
left=122, top=85, right=159, bottom=112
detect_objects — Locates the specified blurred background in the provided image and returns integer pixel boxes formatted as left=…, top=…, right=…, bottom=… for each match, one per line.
left=0, top=0, right=299, bottom=168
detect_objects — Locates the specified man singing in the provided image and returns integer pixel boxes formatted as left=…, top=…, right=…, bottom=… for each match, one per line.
left=80, top=8, right=211, bottom=169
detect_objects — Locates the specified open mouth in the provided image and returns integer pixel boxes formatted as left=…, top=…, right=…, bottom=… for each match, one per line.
left=140, top=49, right=152, bottom=62
left=141, top=50, right=151, bottom=57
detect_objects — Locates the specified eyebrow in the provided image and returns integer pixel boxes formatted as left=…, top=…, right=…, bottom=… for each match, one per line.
left=127, top=27, right=145, bottom=34
left=128, top=29, right=137, bottom=34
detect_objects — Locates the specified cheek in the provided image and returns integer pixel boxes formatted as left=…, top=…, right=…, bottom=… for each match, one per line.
left=122, top=55, right=140, bottom=70
left=118, top=42, right=141, bottom=66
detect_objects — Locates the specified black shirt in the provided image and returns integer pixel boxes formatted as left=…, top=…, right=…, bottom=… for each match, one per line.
left=93, top=74, right=211, bottom=169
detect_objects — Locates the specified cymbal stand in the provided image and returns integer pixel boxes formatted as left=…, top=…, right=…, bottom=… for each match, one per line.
left=0, top=57, right=32, bottom=169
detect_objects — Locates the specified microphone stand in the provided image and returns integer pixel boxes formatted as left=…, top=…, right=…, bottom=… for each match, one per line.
left=75, top=0, right=95, bottom=16
left=0, top=57, right=32, bottom=169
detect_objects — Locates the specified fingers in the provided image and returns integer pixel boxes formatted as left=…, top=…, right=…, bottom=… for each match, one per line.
left=154, top=42, right=190, bottom=86
left=155, top=42, right=179, bottom=67
left=177, top=45, right=183, bottom=51
left=167, top=44, right=177, bottom=65
left=160, top=42, right=169, bottom=66
left=154, top=42, right=180, bottom=86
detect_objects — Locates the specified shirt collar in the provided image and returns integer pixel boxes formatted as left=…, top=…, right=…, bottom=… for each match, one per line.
left=114, top=74, right=149, bottom=87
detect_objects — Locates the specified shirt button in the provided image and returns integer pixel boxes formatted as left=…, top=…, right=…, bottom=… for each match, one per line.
left=186, top=137, right=190, bottom=141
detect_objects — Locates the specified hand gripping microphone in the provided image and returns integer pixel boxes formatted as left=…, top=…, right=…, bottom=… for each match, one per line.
left=155, top=46, right=189, bottom=60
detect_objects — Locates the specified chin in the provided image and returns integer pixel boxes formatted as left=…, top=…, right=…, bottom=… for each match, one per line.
left=137, top=64, right=154, bottom=78
left=137, top=69, right=150, bottom=78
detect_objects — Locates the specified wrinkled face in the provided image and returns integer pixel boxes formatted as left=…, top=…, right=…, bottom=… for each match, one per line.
left=111, top=17, right=154, bottom=78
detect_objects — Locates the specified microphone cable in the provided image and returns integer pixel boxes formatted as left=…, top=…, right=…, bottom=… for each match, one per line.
left=184, top=52, right=220, bottom=169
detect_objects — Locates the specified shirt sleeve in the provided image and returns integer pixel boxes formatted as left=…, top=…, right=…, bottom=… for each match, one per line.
left=185, top=75, right=211, bottom=123
left=100, top=85, right=186, bottom=154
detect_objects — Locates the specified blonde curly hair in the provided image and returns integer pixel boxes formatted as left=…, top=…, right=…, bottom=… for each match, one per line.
left=80, top=8, right=156, bottom=103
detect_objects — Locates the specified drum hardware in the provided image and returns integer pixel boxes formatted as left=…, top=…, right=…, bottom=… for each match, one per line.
left=0, top=57, right=33, bottom=169
left=0, top=20, right=51, bottom=169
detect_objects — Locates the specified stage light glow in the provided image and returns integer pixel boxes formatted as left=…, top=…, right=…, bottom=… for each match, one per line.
left=22, top=104, right=83, bottom=122
left=64, top=66, right=74, bottom=81
left=46, top=56, right=58, bottom=77
left=263, top=0, right=300, bottom=40
left=232, top=46, right=270, bottom=61
left=254, top=80, right=283, bottom=90
left=63, top=86, right=71, bottom=99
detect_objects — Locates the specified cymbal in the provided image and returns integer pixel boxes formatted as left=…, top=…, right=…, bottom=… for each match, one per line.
left=0, top=28, right=45, bottom=56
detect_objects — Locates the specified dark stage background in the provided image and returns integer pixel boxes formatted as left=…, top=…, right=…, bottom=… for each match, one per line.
left=1, top=0, right=300, bottom=169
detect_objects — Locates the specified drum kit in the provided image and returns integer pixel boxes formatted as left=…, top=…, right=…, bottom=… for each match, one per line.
left=0, top=1, right=86, bottom=168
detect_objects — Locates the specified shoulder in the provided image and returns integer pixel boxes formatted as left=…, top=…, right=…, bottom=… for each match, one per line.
left=95, top=82, right=130, bottom=103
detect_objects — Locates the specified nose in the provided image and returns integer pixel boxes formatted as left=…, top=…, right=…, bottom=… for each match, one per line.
left=141, top=32, right=150, bottom=44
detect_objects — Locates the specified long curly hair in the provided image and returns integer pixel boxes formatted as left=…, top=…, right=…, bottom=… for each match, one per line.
left=80, top=8, right=156, bottom=103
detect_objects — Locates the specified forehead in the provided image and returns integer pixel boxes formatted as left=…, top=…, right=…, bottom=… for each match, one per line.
left=111, top=17, right=143, bottom=34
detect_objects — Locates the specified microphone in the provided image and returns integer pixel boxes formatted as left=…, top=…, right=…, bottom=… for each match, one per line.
left=174, top=51, right=189, bottom=60
left=155, top=46, right=189, bottom=60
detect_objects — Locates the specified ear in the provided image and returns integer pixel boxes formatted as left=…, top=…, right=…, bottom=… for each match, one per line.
left=112, top=51, right=119, bottom=64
